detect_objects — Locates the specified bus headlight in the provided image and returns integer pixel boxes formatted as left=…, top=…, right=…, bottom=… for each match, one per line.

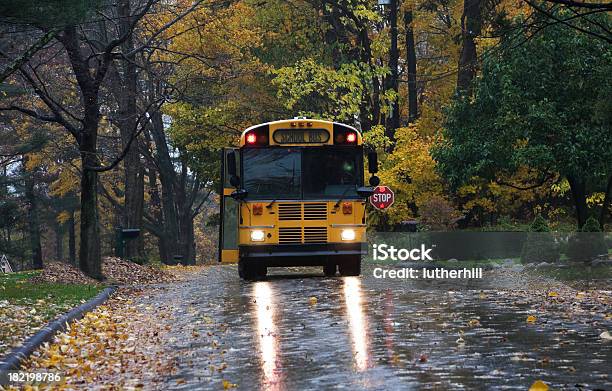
left=341, top=229, right=356, bottom=241
left=250, top=230, right=265, bottom=242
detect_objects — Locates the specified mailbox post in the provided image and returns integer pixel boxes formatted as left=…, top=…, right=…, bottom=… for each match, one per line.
left=115, top=228, right=141, bottom=258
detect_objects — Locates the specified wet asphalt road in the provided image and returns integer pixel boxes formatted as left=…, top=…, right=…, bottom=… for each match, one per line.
left=142, top=265, right=611, bottom=390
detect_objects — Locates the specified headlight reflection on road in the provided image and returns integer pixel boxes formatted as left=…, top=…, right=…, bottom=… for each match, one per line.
left=343, top=277, right=370, bottom=371
left=253, top=282, right=282, bottom=389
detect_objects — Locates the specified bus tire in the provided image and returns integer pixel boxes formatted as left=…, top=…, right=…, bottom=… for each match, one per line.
left=323, top=263, right=336, bottom=277
left=238, top=259, right=266, bottom=280
left=339, top=256, right=361, bottom=276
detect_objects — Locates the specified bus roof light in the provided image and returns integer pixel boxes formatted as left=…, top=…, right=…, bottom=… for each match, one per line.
left=246, top=133, right=257, bottom=144
left=346, top=132, right=356, bottom=143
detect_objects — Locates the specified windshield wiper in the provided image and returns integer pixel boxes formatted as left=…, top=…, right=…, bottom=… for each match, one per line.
left=266, top=199, right=276, bottom=209
left=334, top=185, right=356, bottom=209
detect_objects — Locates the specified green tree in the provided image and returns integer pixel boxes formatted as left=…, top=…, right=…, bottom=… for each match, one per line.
left=566, top=216, right=608, bottom=262
left=433, top=12, right=612, bottom=228
left=520, top=215, right=559, bottom=264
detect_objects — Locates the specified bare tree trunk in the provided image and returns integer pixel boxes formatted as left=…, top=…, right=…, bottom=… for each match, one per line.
left=79, top=132, right=102, bottom=279
left=150, top=110, right=180, bottom=263
left=404, top=8, right=418, bottom=124
left=599, top=175, right=612, bottom=227
left=456, top=0, right=482, bottom=93
left=146, top=161, right=171, bottom=262
left=116, top=0, right=144, bottom=260
left=55, top=220, right=64, bottom=261
left=568, top=176, right=588, bottom=229
left=179, top=212, right=196, bottom=265
left=60, top=25, right=105, bottom=279
left=385, top=0, right=400, bottom=141
left=24, top=165, right=42, bottom=269
left=358, top=28, right=376, bottom=132
left=68, top=210, right=76, bottom=265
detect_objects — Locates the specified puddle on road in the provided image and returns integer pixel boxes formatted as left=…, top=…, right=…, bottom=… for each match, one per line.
left=154, top=265, right=611, bottom=390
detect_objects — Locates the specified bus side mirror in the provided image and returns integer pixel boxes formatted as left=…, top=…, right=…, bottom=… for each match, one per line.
left=227, top=151, right=239, bottom=187
left=368, top=152, right=378, bottom=174
left=357, top=187, right=374, bottom=198
left=231, top=188, right=248, bottom=200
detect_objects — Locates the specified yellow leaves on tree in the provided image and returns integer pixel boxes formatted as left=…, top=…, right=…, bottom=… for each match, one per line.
left=158, top=1, right=274, bottom=154
left=50, top=165, right=80, bottom=198
left=158, top=1, right=265, bottom=85
left=457, top=168, right=558, bottom=225
left=379, top=125, right=447, bottom=224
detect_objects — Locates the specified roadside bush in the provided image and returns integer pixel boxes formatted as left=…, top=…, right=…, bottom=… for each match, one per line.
left=520, top=215, right=560, bottom=264
left=418, top=195, right=464, bottom=231
left=566, top=217, right=608, bottom=262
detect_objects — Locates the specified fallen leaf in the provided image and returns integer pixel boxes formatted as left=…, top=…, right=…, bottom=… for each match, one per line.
left=390, top=353, right=401, bottom=365
left=526, top=315, right=537, bottom=324
left=528, top=380, right=549, bottom=391
left=223, top=380, right=237, bottom=389
left=547, top=292, right=558, bottom=298
left=308, top=297, right=318, bottom=306
left=599, top=331, right=612, bottom=341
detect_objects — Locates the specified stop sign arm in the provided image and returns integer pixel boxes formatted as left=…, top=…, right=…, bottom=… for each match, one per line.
left=369, top=185, right=395, bottom=210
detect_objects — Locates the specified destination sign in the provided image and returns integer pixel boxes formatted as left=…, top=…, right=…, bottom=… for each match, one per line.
left=273, top=129, right=330, bottom=144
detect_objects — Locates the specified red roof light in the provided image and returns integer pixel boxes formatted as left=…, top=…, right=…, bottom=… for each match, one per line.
left=346, top=132, right=356, bottom=143
left=246, top=133, right=257, bottom=144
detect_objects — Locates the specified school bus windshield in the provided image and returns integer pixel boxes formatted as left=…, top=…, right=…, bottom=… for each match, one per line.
left=242, top=147, right=362, bottom=199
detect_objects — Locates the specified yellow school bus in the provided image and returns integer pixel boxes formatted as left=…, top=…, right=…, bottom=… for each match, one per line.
left=219, top=118, right=379, bottom=280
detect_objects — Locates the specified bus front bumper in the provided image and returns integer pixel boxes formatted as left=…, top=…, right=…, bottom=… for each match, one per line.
left=239, top=243, right=367, bottom=260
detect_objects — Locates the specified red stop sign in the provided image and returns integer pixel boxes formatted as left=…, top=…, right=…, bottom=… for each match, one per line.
left=370, top=185, right=394, bottom=210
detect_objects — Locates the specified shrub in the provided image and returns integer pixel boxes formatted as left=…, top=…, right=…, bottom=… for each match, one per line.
left=418, top=195, right=463, bottom=231
left=566, top=217, right=608, bottom=262
left=520, top=215, right=560, bottom=264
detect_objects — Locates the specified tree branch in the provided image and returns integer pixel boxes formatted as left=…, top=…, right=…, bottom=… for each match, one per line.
left=15, top=69, right=81, bottom=136
left=495, top=173, right=555, bottom=190
left=524, top=0, right=612, bottom=43
left=542, top=0, right=612, bottom=10
left=82, top=99, right=164, bottom=172
left=0, top=29, right=59, bottom=83
left=123, top=0, right=205, bottom=58
left=0, top=105, right=78, bottom=137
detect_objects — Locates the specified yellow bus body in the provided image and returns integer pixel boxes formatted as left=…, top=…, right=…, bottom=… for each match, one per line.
left=221, top=118, right=368, bottom=278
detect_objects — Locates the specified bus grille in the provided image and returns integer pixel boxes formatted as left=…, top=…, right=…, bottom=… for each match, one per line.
left=304, top=203, right=327, bottom=220
left=278, top=204, right=301, bottom=220
left=278, top=227, right=328, bottom=244
left=278, top=227, right=302, bottom=244
left=278, top=203, right=328, bottom=220
left=304, top=227, right=327, bottom=243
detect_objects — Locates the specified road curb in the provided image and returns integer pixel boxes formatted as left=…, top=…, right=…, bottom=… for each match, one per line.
left=0, top=285, right=118, bottom=372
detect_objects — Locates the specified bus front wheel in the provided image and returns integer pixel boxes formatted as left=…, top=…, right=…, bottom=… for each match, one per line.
left=238, top=259, right=267, bottom=280
left=323, top=262, right=336, bottom=277
left=338, top=256, right=361, bottom=276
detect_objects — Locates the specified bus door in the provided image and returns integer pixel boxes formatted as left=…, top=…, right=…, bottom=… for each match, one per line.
left=219, top=148, right=240, bottom=263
